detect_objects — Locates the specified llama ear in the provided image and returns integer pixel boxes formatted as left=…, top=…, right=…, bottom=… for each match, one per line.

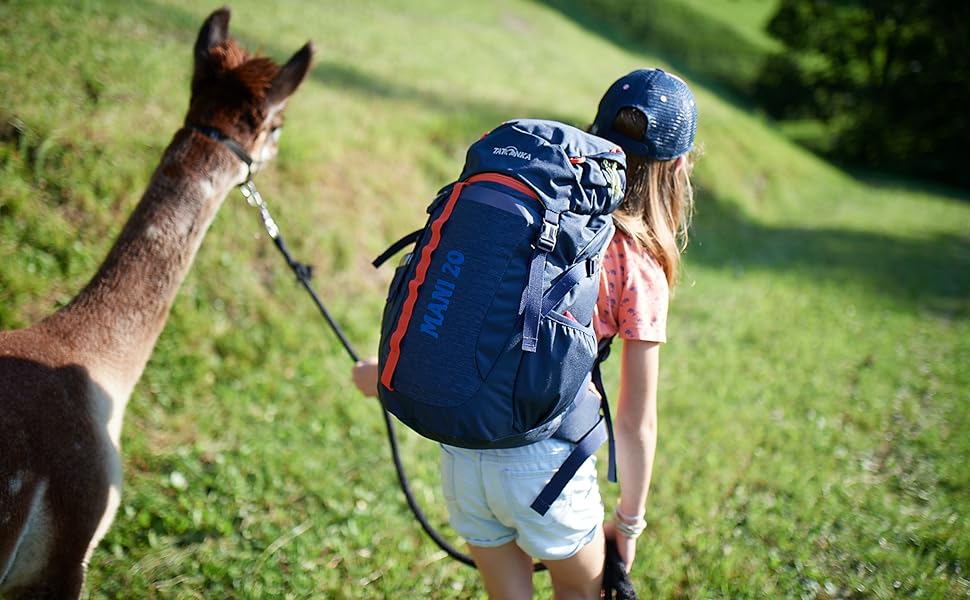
left=195, top=7, right=231, bottom=67
left=266, top=42, right=314, bottom=110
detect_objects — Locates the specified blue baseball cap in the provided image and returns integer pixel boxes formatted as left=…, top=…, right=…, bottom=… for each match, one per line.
left=591, top=68, right=697, bottom=161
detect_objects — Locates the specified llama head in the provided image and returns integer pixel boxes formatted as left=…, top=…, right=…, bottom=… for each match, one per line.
left=186, top=7, right=313, bottom=173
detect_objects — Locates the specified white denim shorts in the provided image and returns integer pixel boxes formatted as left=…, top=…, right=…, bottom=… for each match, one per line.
left=439, top=437, right=604, bottom=561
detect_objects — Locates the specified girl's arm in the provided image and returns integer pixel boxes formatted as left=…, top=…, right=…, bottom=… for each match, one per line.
left=609, top=338, right=660, bottom=569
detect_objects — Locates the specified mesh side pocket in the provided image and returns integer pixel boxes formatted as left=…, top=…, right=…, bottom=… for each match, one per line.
left=512, top=312, right=597, bottom=430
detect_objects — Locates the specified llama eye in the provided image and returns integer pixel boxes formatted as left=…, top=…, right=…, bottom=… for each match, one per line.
left=270, top=127, right=282, bottom=143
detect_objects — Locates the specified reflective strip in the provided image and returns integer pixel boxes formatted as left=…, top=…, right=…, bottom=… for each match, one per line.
left=380, top=182, right=466, bottom=390
left=464, top=172, right=538, bottom=200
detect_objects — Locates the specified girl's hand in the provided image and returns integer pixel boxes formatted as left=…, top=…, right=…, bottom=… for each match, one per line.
left=352, top=358, right=379, bottom=397
left=603, top=521, right=637, bottom=572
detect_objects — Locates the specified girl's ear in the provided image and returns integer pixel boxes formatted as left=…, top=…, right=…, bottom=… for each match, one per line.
left=674, top=154, right=692, bottom=175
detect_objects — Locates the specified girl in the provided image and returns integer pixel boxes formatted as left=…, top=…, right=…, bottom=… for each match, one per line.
left=352, top=68, right=698, bottom=599
left=587, top=68, right=697, bottom=588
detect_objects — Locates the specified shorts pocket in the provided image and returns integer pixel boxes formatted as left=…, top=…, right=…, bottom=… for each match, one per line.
left=440, top=447, right=458, bottom=504
left=501, top=452, right=599, bottom=519
left=563, top=455, right=600, bottom=513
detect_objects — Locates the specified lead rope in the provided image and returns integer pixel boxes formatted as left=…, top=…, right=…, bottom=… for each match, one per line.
left=192, top=124, right=481, bottom=568
left=239, top=181, right=360, bottom=363
left=237, top=179, right=486, bottom=569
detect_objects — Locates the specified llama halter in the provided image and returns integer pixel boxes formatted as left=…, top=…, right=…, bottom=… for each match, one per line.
left=188, top=124, right=257, bottom=182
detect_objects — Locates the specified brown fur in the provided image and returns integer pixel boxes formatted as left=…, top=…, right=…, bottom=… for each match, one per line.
left=0, top=8, right=312, bottom=597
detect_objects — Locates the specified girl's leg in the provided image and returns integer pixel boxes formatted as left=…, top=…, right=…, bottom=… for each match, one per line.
left=468, top=541, right=534, bottom=600
left=542, top=525, right=606, bottom=600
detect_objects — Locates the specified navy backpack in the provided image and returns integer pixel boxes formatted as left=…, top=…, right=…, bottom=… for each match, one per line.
left=374, top=119, right=626, bottom=514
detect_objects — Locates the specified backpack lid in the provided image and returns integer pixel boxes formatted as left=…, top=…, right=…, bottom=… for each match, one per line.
left=459, top=119, right=627, bottom=216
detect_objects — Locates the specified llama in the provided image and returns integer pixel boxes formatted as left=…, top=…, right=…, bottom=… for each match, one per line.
left=0, top=8, right=312, bottom=597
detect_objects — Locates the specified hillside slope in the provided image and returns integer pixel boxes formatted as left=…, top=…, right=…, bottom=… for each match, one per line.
left=1, top=1, right=967, bottom=597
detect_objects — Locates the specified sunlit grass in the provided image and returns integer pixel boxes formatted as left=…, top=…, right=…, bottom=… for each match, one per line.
left=1, top=1, right=967, bottom=598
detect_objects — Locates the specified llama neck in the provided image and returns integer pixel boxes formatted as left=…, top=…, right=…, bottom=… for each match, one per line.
left=41, top=128, right=245, bottom=392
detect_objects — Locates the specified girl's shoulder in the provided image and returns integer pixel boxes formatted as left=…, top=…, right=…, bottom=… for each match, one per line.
left=606, top=230, right=667, bottom=287
left=597, top=230, right=669, bottom=342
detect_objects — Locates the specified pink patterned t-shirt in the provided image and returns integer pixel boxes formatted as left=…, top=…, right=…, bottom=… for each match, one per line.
left=594, top=230, right=669, bottom=343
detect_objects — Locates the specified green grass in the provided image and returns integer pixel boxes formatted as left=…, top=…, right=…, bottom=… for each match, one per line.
left=1, top=0, right=968, bottom=598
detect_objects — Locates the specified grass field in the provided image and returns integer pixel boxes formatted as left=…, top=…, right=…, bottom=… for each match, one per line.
left=1, top=1, right=968, bottom=598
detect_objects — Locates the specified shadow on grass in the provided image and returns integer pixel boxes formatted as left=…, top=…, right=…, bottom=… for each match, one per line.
left=137, top=0, right=590, bottom=149
left=689, top=192, right=970, bottom=319
left=110, top=1, right=970, bottom=317
left=307, top=58, right=578, bottom=128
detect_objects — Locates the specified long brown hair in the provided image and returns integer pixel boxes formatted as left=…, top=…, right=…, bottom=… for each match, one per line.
left=610, top=108, right=695, bottom=287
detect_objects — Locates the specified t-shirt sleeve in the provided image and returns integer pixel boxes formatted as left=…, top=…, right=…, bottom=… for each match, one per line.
left=594, top=233, right=669, bottom=343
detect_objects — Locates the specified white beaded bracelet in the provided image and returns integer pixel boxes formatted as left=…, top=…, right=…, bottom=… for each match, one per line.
left=613, top=506, right=647, bottom=538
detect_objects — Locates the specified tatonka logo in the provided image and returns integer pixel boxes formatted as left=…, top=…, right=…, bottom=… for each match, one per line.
left=493, top=145, right=532, bottom=160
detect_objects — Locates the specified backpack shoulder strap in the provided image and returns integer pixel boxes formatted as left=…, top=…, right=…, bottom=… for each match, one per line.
left=592, top=335, right=618, bottom=483
left=533, top=337, right=619, bottom=515
left=531, top=408, right=609, bottom=515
